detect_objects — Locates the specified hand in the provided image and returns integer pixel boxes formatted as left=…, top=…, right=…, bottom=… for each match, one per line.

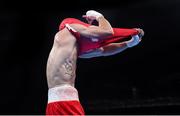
left=135, top=28, right=144, bottom=39
left=82, top=15, right=96, bottom=24
left=85, top=10, right=103, bottom=20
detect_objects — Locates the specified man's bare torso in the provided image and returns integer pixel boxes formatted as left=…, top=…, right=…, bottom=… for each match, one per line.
left=46, top=28, right=78, bottom=88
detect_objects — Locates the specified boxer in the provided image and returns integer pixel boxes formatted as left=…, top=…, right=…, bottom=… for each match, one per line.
left=46, top=10, right=144, bottom=115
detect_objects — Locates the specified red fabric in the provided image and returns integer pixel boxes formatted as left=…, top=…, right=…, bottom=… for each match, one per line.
left=59, top=18, right=90, bottom=30
left=59, top=18, right=139, bottom=55
left=100, top=28, right=139, bottom=46
left=46, top=100, right=85, bottom=115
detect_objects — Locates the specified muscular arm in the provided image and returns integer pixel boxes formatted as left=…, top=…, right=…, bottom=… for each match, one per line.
left=101, top=42, right=128, bottom=56
left=69, top=17, right=114, bottom=38
left=79, top=34, right=142, bottom=58
left=79, top=42, right=128, bottom=58
left=79, top=48, right=104, bottom=58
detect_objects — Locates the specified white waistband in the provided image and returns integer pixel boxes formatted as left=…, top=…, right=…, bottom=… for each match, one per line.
left=48, top=84, right=79, bottom=103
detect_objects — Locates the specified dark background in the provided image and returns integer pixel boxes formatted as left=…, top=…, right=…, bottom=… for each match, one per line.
left=0, top=0, right=180, bottom=114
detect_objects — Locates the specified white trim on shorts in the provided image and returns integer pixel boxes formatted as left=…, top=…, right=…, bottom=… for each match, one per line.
left=48, top=84, right=79, bottom=103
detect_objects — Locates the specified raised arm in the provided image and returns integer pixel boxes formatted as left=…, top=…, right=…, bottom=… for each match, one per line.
left=68, top=10, right=114, bottom=38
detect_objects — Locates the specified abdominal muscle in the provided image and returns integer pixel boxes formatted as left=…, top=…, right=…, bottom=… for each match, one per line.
left=46, top=29, right=78, bottom=88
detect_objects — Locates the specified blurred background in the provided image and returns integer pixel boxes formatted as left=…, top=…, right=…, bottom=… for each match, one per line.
left=0, top=0, right=180, bottom=114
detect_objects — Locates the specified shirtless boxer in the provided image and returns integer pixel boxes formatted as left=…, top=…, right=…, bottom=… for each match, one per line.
left=46, top=10, right=144, bottom=115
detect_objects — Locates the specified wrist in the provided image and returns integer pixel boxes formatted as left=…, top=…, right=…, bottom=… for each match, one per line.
left=96, top=16, right=104, bottom=21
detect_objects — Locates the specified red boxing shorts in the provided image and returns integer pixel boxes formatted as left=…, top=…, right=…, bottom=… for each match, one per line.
left=46, top=85, right=85, bottom=115
left=59, top=18, right=139, bottom=55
